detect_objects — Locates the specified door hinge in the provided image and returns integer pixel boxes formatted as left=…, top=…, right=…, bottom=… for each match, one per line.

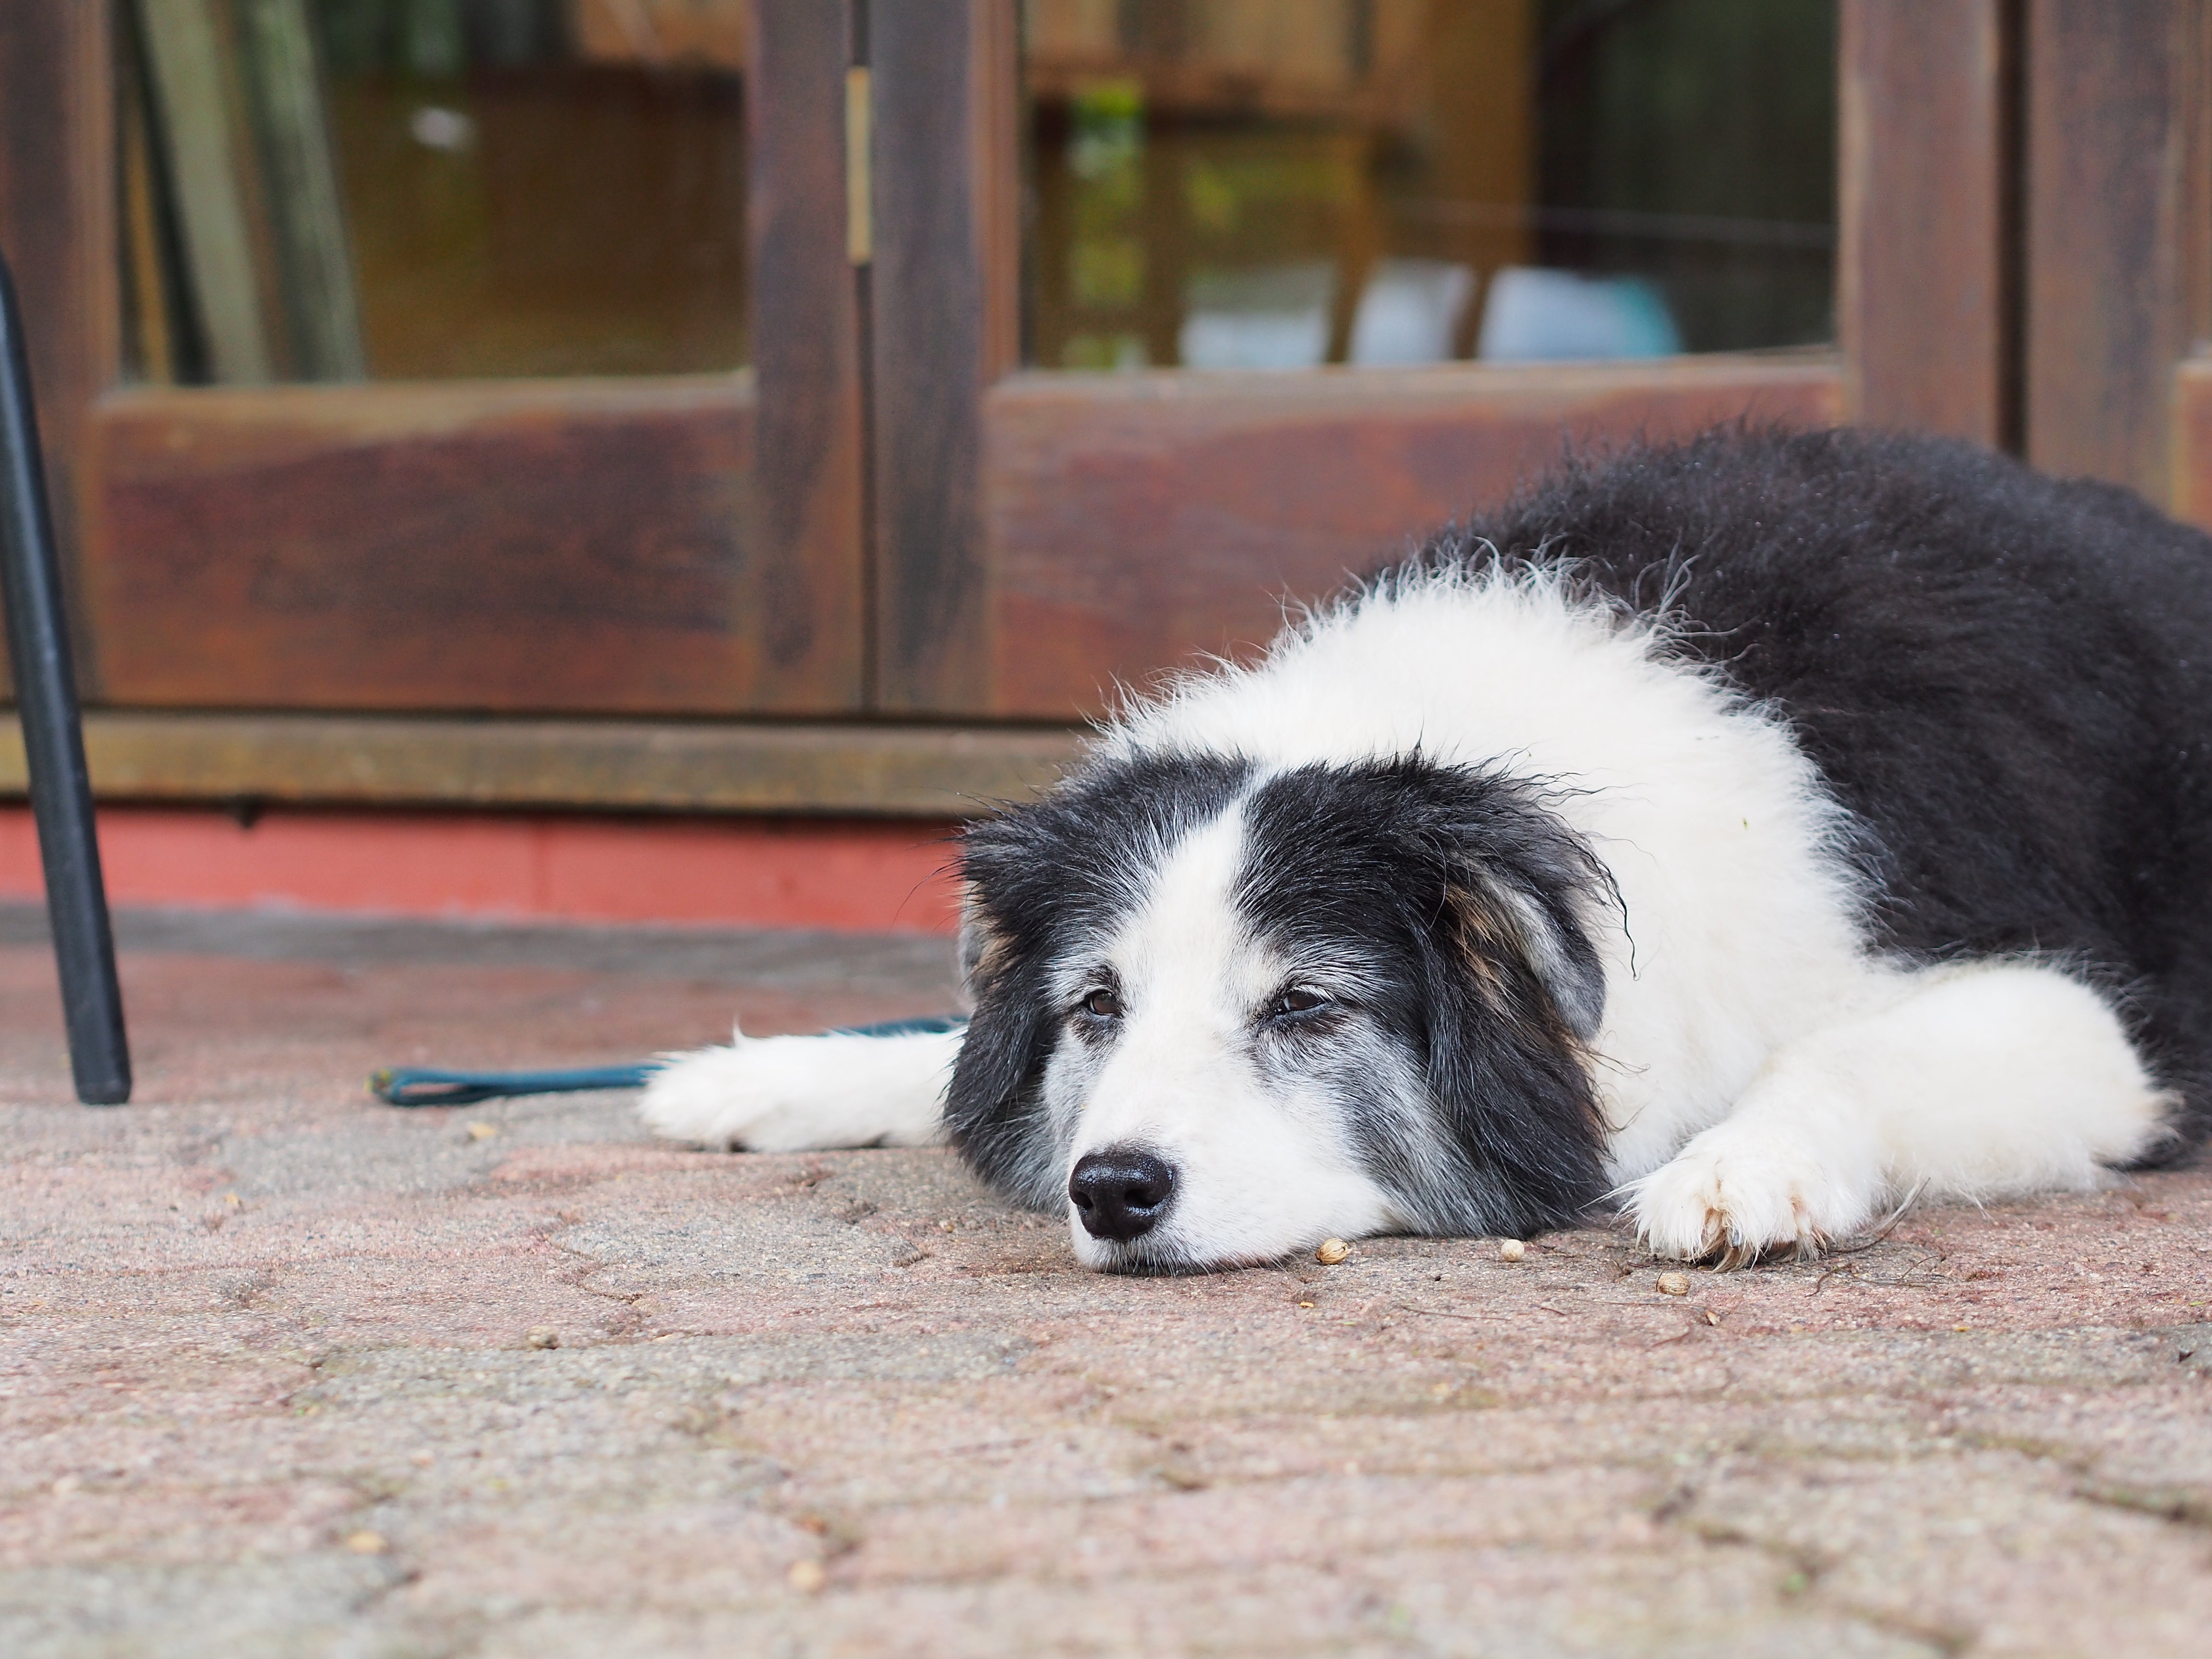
left=846, top=65, right=872, bottom=266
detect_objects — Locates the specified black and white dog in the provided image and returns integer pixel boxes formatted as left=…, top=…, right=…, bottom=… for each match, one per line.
left=644, top=428, right=2211, bottom=1272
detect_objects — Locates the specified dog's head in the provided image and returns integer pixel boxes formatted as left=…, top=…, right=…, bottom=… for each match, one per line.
left=947, top=751, right=1616, bottom=1271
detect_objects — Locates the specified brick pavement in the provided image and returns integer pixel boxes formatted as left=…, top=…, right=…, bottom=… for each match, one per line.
left=3, top=906, right=2211, bottom=1657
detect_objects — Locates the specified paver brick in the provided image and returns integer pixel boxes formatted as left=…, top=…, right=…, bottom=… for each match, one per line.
left=3, top=908, right=2210, bottom=1656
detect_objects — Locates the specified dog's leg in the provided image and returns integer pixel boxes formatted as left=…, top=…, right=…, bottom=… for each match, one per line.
left=639, top=1026, right=961, bottom=1152
left=1626, top=962, right=2174, bottom=1263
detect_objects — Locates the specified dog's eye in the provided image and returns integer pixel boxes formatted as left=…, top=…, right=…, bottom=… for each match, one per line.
left=1266, top=986, right=1333, bottom=1022
left=1078, top=988, right=1124, bottom=1021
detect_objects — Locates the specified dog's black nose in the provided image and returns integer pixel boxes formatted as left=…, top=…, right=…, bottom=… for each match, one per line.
left=1068, top=1148, right=1177, bottom=1242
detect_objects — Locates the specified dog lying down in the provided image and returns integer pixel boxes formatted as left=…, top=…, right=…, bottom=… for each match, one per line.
left=644, top=427, right=2212, bottom=1272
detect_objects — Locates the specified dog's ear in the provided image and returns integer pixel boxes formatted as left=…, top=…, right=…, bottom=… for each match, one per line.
left=1459, top=865, right=1608, bottom=1045
left=1439, top=805, right=1611, bottom=1047
left=1418, top=914, right=1610, bottom=1231
left=956, top=885, right=1003, bottom=1003
left=1418, top=807, right=1614, bottom=1233
left=942, top=889, right=1066, bottom=1211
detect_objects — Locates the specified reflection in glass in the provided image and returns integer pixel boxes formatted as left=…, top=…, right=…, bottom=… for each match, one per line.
left=1023, top=0, right=1835, bottom=371
left=118, top=0, right=750, bottom=384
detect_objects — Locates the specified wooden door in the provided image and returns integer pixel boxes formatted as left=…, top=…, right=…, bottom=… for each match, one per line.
left=866, top=0, right=2020, bottom=720
left=2, top=0, right=864, bottom=719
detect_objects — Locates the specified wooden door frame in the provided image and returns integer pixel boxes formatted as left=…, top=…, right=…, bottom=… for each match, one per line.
left=2021, top=0, right=2212, bottom=520
left=0, top=0, right=1069, bottom=815
left=6, top=1, right=872, bottom=719
left=869, top=0, right=2020, bottom=718
left=0, top=0, right=119, bottom=686
left=4, top=0, right=2045, bottom=802
left=1841, top=0, right=2017, bottom=447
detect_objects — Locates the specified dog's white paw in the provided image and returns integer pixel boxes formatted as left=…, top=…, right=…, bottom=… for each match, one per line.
left=640, top=1035, right=804, bottom=1150
left=638, top=1026, right=955, bottom=1152
left=1624, top=1118, right=1879, bottom=1268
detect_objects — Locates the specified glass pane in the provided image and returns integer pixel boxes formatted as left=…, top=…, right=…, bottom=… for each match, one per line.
left=1022, top=0, right=1835, bottom=372
left=117, top=0, right=749, bottom=384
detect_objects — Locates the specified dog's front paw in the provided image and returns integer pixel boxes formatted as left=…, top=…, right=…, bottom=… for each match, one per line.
left=1624, top=1120, right=1878, bottom=1269
left=639, top=1032, right=842, bottom=1151
left=638, top=1036, right=773, bottom=1150
left=638, top=1026, right=955, bottom=1152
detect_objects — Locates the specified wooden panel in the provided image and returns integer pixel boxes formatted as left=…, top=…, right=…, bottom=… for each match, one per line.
left=868, top=0, right=1016, bottom=712
left=1839, top=0, right=2011, bottom=445
left=2163, top=357, right=2212, bottom=531
left=575, top=0, right=749, bottom=71
left=980, top=356, right=1845, bottom=717
left=750, top=0, right=866, bottom=702
left=82, top=377, right=858, bottom=715
left=2025, top=0, right=2197, bottom=502
left=67, top=4, right=866, bottom=720
left=0, top=2, right=118, bottom=695
left=0, top=711, right=1077, bottom=817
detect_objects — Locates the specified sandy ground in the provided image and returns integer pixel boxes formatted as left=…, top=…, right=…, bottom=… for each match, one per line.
left=3, top=905, right=2211, bottom=1659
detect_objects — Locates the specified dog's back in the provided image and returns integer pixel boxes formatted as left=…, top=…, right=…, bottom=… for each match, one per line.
left=1425, top=427, right=2212, bottom=1140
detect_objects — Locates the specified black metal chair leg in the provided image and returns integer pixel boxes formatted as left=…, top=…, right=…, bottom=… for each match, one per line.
left=0, top=252, right=130, bottom=1105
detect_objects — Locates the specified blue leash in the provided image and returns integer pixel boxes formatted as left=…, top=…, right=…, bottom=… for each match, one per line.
left=369, top=1013, right=968, bottom=1107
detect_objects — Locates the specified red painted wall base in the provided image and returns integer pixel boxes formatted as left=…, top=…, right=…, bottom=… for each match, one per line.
left=0, top=806, right=964, bottom=934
